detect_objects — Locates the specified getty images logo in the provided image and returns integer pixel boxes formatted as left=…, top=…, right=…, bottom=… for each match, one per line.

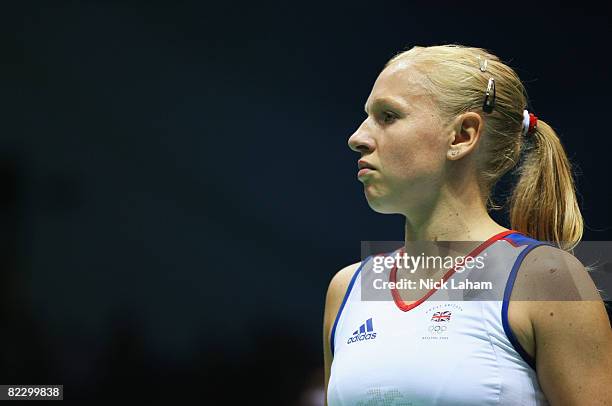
left=347, top=318, right=377, bottom=344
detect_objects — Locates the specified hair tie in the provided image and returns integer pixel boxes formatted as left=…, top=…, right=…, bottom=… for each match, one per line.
left=522, top=109, right=538, bottom=136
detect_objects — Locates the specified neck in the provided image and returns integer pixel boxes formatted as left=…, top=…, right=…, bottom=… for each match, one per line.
left=402, top=183, right=508, bottom=260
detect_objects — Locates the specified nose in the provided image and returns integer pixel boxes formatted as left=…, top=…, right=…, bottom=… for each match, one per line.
left=348, top=122, right=375, bottom=154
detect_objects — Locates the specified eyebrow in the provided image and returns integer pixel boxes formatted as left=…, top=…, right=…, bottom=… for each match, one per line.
left=364, top=97, right=406, bottom=115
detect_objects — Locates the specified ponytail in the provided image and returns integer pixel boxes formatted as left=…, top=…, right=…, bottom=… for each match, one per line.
left=509, top=120, right=583, bottom=251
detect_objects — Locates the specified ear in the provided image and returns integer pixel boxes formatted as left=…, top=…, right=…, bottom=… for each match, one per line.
left=447, top=112, right=483, bottom=160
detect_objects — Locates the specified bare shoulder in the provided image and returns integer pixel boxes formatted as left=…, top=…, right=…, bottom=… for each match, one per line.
left=508, top=244, right=608, bottom=359
left=512, top=244, right=602, bottom=302
left=327, top=261, right=364, bottom=297
left=513, top=245, right=612, bottom=405
left=323, top=260, right=364, bottom=402
left=323, top=261, right=364, bottom=350
left=512, top=242, right=611, bottom=353
left=324, top=261, right=363, bottom=326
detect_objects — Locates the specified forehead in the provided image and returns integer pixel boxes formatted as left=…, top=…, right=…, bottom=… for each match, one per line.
left=366, top=60, right=432, bottom=110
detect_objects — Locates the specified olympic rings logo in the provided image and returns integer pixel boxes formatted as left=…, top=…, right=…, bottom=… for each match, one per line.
left=428, top=325, right=448, bottom=334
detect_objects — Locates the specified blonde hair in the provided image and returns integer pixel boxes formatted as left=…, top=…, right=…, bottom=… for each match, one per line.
left=385, top=44, right=583, bottom=251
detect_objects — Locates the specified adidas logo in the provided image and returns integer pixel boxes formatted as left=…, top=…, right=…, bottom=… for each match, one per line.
left=347, top=318, right=377, bottom=344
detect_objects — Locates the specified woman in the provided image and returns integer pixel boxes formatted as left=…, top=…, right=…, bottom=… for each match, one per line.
left=323, top=44, right=612, bottom=405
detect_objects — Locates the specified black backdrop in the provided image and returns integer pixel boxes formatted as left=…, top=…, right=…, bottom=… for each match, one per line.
left=1, top=2, right=611, bottom=403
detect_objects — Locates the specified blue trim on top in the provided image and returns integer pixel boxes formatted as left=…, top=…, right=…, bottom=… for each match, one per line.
left=502, top=232, right=538, bottom=247
left=501, top=233, right=555, bottom=371
left=330, top=256, right=371, bottom=357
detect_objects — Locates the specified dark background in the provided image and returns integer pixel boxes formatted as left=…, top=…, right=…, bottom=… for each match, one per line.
left=1, top=1, right=610, bottom=403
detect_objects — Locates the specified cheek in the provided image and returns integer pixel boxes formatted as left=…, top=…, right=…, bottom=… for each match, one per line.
left=382, top=128, right=446, bottom=179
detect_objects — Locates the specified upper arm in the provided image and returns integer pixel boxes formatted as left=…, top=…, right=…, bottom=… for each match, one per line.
left=323, top=262, right=361, bottom=406
left=519, top=246, right=612, bottom=406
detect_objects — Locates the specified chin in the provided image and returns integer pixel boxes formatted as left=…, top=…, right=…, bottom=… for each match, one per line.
left=365, top=194, right=398, bottom=214
left=369, top=204, right=399, bottom=215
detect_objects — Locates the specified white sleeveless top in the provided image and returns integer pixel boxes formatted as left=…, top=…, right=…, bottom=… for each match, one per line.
left=327, top=230, right=551, bottom=406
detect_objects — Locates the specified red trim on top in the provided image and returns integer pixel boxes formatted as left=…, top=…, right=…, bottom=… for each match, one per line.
left=501, top=237, right=521, bottom=247
left=389, top=229, right=520, bottom=312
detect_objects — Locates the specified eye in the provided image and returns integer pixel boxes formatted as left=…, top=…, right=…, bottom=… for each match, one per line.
left=381, top=111, right=397, bottom=124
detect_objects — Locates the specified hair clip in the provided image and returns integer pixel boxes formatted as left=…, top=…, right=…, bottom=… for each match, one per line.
left=483, top=77, right=496, bottom=113
left=478, top=57, right=488, bottom=72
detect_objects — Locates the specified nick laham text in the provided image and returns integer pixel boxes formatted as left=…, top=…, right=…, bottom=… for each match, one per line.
left=373, top=278, right=493, bottom=290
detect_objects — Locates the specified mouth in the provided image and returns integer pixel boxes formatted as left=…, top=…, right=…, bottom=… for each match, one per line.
left=357, top=160, right=376, bottom=178
left=358, top=160, right=376, bottom=170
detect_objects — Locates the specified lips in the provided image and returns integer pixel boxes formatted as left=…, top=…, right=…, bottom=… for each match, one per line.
left=357, top=160, right=376, bottom=179
left=358, top=160, right=376, bottom=170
